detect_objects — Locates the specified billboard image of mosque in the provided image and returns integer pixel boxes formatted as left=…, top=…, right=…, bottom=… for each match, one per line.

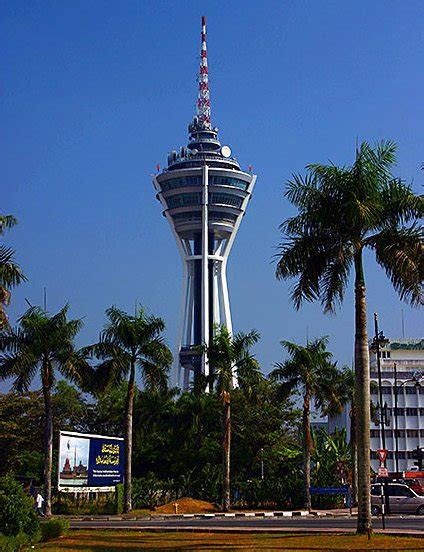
left=59, top=434, right=89, bottom=487
left=58, top=431, right=125, bottom=491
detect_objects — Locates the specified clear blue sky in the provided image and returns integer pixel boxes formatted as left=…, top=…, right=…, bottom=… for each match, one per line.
left=3, top=1, right=423, bottom=391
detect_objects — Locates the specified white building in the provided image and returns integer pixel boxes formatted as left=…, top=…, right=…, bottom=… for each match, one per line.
left=369, top=338, right=424, bottom=473
left=329, top=338, right=424, bottom=473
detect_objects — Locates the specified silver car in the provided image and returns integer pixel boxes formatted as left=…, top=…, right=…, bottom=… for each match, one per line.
left=371, top=483, right=424, bottom=515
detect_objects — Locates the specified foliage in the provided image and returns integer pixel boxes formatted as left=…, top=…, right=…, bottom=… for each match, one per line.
left=115, top=484, right=124, bottom=514
left=276, top=140, right=423, bottom=310
left=0, top=475, right=40, bottom=538
left=0, top=531, right=34, bottom=552
left=40, top=518, right=69, bottom=541
left=0, top=381, right=91, bottom=482
left=270, top=337, right=343, bottom=510
left=53, top=493, right=116, bottom=515
left=87, top=306, right=173, bottom=512
left=132, top=473, right=175, bottom=509
left=0, top=214, right=27, bottom=331
left=311, top=427, right=351, bottom=508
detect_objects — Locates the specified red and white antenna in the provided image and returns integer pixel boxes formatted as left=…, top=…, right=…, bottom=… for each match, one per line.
left=197, top=16, right=211, bottom=128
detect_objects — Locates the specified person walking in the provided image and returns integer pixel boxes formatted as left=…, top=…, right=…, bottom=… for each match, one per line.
left=36, top=491, right=45, bottom=517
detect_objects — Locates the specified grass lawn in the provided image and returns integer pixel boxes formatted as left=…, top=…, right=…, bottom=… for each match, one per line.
left=38, top=530, right=424, bottom=551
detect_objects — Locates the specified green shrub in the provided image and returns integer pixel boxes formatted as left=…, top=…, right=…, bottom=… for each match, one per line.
left=0, top=532, right=33, bottom=552
left=0, top=475, right=40, bottom=538
left=115, top=483, right=124, bottom=514
left=40, top=518, right=70, bottom=541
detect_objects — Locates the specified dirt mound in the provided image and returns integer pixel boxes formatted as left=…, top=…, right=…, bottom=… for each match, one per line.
left=154, top=497, right=218, bottom=514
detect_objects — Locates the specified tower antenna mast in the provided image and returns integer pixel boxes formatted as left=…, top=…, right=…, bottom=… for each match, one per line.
left=197, top=16, right=211, bottom=128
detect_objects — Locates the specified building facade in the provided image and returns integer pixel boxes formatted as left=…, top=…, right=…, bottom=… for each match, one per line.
left=329, top=338, right=424, bottom=473
left=369, top=338, right=424, bottom=472
left=153, top=17, right=256, bottom=388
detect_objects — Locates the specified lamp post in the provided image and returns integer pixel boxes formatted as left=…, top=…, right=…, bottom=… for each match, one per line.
left=371, top=313, right=390, bottom=515
left=393, top=371, right=423, bottom=475
left=394, top=362, right=399, bottom=475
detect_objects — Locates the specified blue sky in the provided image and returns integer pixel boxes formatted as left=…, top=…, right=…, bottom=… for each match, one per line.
left=3, top=1, right=423, bottom=391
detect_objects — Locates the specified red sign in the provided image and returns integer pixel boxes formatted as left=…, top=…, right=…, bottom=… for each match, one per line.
left=377, top=449, right=388, bottom=464
left=378, top=467, right=389, bottom=478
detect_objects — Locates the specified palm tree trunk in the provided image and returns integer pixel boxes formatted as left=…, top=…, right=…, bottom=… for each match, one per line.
left=303, top=388, right=312, bottom=511
left=124, top=359, right=136, bottom=513
left=222, top=394, right=231, bottom=512
left=354, top=252, right=372, bottom=534
left=42, top=360, right=53, bottom=517
left=350, top=407, right=358, bottom=504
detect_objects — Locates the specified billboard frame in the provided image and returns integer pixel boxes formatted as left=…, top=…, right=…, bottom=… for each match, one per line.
left=58, top=430, right=124, bottom=493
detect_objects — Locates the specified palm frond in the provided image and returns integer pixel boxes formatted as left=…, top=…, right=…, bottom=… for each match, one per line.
left=368, top=225, right=424, bottom=306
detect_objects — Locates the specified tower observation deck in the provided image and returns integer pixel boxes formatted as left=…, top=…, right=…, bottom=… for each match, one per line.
left=152, top=16, right=256, bottom=389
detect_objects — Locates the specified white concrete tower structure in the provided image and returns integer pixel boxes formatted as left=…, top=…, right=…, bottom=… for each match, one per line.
left=153, top=16, right=256, bottom=389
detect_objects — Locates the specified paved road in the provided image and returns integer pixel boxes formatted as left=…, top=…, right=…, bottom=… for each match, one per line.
left=70, top=516, right=424, bottom=534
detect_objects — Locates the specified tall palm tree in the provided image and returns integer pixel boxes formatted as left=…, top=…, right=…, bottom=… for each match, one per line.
left=270, top=337, right=342, bottom=511
left=275, top=140, right=423, bottom=532
left=202, top=325, right=260, bottom=512
left=0, top=215, right=26, bottom=330
left=89, top=306, right=172, bottom=513
left=0, top=305, right=86, bottom=516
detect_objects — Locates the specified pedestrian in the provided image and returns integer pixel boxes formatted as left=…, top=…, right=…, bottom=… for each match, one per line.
left=36, top=491, right=45, bottom=517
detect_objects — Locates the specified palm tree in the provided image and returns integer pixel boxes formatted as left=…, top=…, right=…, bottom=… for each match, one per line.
left=270, top=337, right=342, bottom=511
left=89, top=306, right=172, bottom=513
left=202, top=325, right=260, bottom=512
left=275, top=140, right=423, bottom=532
left=0, top=215, right=26, bottom=330
left=0, top=305, right=86, bottom=516
left=329, top=367, right=379, bottom=505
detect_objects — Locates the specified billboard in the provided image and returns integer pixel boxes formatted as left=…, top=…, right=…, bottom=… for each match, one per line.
left=58, top=431, right=124, bottom=492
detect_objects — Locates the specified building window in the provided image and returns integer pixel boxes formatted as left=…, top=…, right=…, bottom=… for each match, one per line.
left=394, top=430, right=405, bottom=437
left=161, top=175, right=202, bottom=191
left=370, top=430, right=380, bottom=437
left=381, top=386, right=392, bottom=394
left=209, top=176, right=249, bottom=190
left=420, top=430, right=424, bottom=438
left=420, top=409, right=424, bottom=416
left=407, top=430, right=419, bottom=438
left=208, top=192, right=243, bottom=208
left=167, top=193, right=202, bottom=208
left=405, top=387, right=418, bottom=394
left=405, top=408, right=418, bottom=416
left=398, top=452, right=406, bottom=459
left=393, top=408, right=404, bottom=416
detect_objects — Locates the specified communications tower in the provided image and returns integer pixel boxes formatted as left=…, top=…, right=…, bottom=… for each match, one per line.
left=153, top=16, right=256, bottom=388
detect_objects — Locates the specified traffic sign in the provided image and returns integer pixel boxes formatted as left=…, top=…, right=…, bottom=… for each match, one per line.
left=378, top=466, right=389, bottom=478
left=377, top=449, right=388, bottom=464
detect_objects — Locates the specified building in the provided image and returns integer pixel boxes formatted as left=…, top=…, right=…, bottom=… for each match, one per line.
left=329, top=338, right=424, bottom=473
left=369, top=338, right=424, bottom=473
left=153, top=17, right=256, bottom=388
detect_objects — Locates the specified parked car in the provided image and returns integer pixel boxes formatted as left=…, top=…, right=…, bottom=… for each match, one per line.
left=371, top=483, right=424, bottom=515
left=402, top=479, right=424, bottom=495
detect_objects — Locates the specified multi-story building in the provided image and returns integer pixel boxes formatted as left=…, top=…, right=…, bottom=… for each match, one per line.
left=369, top=338, right=424, bottom=472
left=329, top=338, right=424, bottom=473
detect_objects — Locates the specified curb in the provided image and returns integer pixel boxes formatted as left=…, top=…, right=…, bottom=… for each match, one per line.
left=70, top=510, right=321, bottom=521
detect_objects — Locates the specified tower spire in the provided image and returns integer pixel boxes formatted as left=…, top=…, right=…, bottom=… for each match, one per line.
left=197, top=16, right=211, bottom=129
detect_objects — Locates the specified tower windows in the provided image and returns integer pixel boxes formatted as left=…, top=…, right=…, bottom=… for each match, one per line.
left=167, top=193, right=202, bottom=208
left=209, top=192, right=242, bottom=208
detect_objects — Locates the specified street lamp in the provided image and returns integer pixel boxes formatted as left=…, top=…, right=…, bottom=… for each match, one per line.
left=370, top=313, right=390, bottom=514
left=393, top=368, right=423, bottom=474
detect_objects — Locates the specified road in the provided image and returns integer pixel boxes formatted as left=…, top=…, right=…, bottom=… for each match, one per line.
left=70, top=516, right=424, bottom=534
